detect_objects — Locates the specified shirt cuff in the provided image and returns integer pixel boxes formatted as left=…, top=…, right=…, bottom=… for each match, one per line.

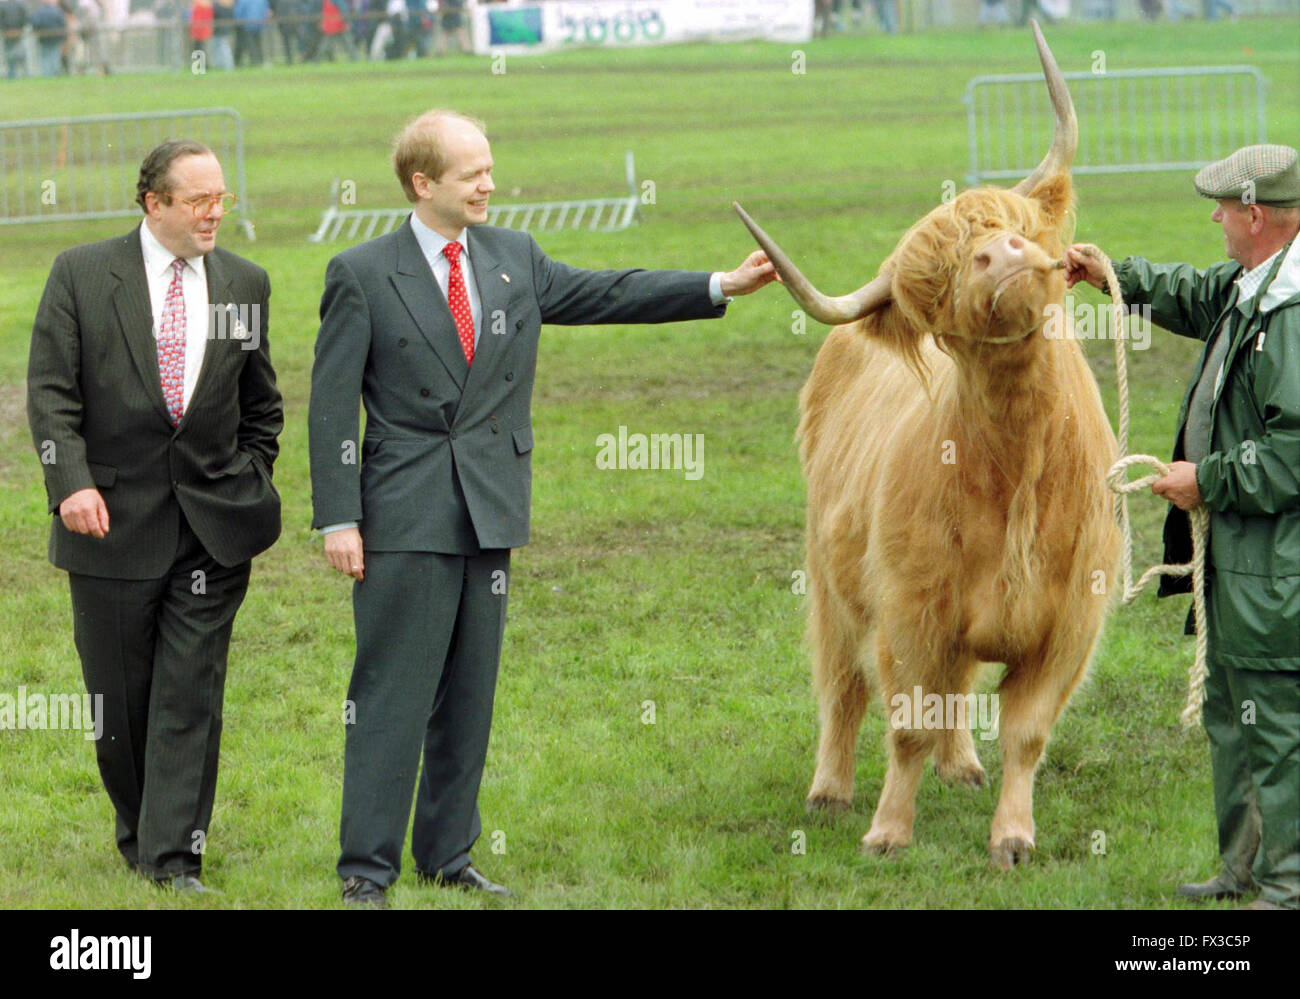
left=319, top=522, right=357, bottom=535
left=709, top=272, right=730, bottom=305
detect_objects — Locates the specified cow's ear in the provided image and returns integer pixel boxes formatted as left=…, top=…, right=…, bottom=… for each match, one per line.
left=1026, top=172, right=1074, bottom=227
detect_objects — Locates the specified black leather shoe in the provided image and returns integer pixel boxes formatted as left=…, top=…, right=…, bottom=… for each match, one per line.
left=342, top=875, right=388, bottom=909
left=1177, top=876, right=1250, bottom=901
left=158, top=874, right=220, bottom=895
left=418, top=864, right=510, bottom=898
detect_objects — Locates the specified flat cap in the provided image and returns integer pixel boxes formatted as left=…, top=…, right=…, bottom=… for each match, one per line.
left=1194, top=144, right=1300, bottom=207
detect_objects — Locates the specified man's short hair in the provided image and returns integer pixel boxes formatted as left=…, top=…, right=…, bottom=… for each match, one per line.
left=136, top=140, right=215, bottom=212
left=392, top=110, right=488, bottom=204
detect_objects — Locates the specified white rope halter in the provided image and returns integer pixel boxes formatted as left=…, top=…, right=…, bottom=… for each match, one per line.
left=1082, top=246, right=1210, bottom=728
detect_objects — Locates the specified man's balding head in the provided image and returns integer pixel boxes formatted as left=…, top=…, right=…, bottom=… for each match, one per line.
left=393, top=110, right=488, bottom=203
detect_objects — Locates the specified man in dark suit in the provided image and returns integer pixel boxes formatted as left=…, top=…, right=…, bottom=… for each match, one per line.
left=309, top=109, right=774, bottom=907
left=27, top=140, right=282, bottom=893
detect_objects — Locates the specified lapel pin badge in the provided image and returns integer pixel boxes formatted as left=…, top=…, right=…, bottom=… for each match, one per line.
left=501, top=273, right=510, bottom=283
left=224, top=304, right=250, bottom=341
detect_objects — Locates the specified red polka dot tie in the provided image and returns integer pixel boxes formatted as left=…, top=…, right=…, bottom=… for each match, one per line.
left=443, top=241, right=475, bottom=366
left=157, top=257, right=187, bottom=425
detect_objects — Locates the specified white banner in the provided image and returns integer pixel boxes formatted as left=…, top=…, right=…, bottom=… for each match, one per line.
left=473, top=0, right=814, bottom=56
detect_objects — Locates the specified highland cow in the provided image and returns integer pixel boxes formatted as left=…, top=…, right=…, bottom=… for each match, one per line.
left=736, top=23, right=1120, bottom=869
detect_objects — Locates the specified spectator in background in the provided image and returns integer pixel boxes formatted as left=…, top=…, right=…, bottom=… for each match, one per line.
left=869, top=0, right=897, bottom=32
left=813, top=0, right=833, bottom=33
left=316, top=0, right=354, bottom=60
left=31, top=0, right=67, bottom=76
left=151, top=0, right=182, bottom=68
left=210, top=0, right=234, bottom=68
left=381, top=0, right=405, bottom=59
left=406, top=0, right=432, bottom=57
left=299, top=0, right=320, bottom=57
left=188, top=0, right=213, bottom=60
left=58, top=0, right=76, bottom=73
left=76, top=0, right=110, bottom=75
left=979, top=0, right=1012, bottom=26
left=0, top=0, right=29, bottom=79
left=233, top=0, right=267, bottom=65
left=436, top=0, right=468, bottom=55
left=349, top=0, right=376, bottom=57
left=268, top=0, right=304, bottom=64
left=1014, top=0, right=1060, bottom=26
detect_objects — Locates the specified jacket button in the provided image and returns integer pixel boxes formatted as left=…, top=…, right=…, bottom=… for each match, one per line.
left=491, top=425, right=499, bottom=434
left=398, top=337, right=407, bottom=347
left=450, top=430, right=458, bottom=440
left=420, top=388, right=430, bottom=397
left=515, top=320, right=523, bottom=330
left=505, top=371, right=513, bottom=381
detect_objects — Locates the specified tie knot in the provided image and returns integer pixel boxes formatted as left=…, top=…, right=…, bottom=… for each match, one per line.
left=442, top=241, right=462, bottom=264
left=171, top=258, right=186, bottom=277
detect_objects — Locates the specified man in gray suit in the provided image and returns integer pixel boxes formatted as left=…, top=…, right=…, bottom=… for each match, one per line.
left=309, top=109, right=774, bottom=907
left=27, top=140, right=282, bottom=892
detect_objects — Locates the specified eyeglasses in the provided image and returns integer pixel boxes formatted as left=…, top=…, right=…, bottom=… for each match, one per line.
left=160, top=192, right=237, bottom=217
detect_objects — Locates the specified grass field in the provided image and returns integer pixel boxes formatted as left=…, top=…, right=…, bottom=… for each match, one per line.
left=1, top=18, right=1297, bottom=909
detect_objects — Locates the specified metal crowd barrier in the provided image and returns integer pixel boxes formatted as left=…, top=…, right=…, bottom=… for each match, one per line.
left=0, top=107, right=255, bottom=239
left=309, top=151, right=641, bottom=243
left=965, top=66, right=1267, bottom=185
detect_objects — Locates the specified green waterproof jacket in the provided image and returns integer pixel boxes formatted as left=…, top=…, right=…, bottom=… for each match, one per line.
left=1116, top=239, right=1300, bottom=671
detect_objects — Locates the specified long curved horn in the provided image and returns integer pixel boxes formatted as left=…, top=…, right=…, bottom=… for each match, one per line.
left=733, top=202, right=891, bottom=325
left=1011, top=19, right=1078, bottom=195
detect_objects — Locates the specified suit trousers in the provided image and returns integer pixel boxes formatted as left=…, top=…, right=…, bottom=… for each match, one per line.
left=69, top=510, right=250, bottom=879
left=337, top=549, right=510, bottom=886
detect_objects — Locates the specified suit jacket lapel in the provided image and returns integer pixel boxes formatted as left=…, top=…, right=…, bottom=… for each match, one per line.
left=109, top=229, right=174, bottom=426
left=390, top=219, right=469, bottom=391
left=458, top=228, right=508, bottom=408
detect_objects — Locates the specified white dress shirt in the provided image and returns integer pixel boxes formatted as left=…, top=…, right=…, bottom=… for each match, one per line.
left=139, top=220, right=209, bottom=411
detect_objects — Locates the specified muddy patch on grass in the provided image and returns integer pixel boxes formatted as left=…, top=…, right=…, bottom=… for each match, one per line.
left=0, top=381, right=32, bottom=480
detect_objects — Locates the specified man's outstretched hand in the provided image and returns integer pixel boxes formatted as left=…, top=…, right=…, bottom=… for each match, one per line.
left=720, top=250, right=778, bottom=297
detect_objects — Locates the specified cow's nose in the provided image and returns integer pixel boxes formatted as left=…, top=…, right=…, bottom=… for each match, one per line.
left=994, top=234, right=1026, bottom=263
left=979, top=234, right=1035, bottom=279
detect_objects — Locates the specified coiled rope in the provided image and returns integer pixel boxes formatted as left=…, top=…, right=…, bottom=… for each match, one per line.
left=1077, top=247, right=1210, bottom=728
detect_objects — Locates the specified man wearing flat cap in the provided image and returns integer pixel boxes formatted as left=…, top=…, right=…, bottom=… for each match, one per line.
left=1067, top=144, right=1300, bottom=910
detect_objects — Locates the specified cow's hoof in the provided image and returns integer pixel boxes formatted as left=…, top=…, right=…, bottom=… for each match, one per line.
left=937, top=760, right=988, bottom=789
left=989, top=836, right=1035, bottom=871
left=805, top=795, right=851, bottom=815
left=861, top=829, right=910, bottom=857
